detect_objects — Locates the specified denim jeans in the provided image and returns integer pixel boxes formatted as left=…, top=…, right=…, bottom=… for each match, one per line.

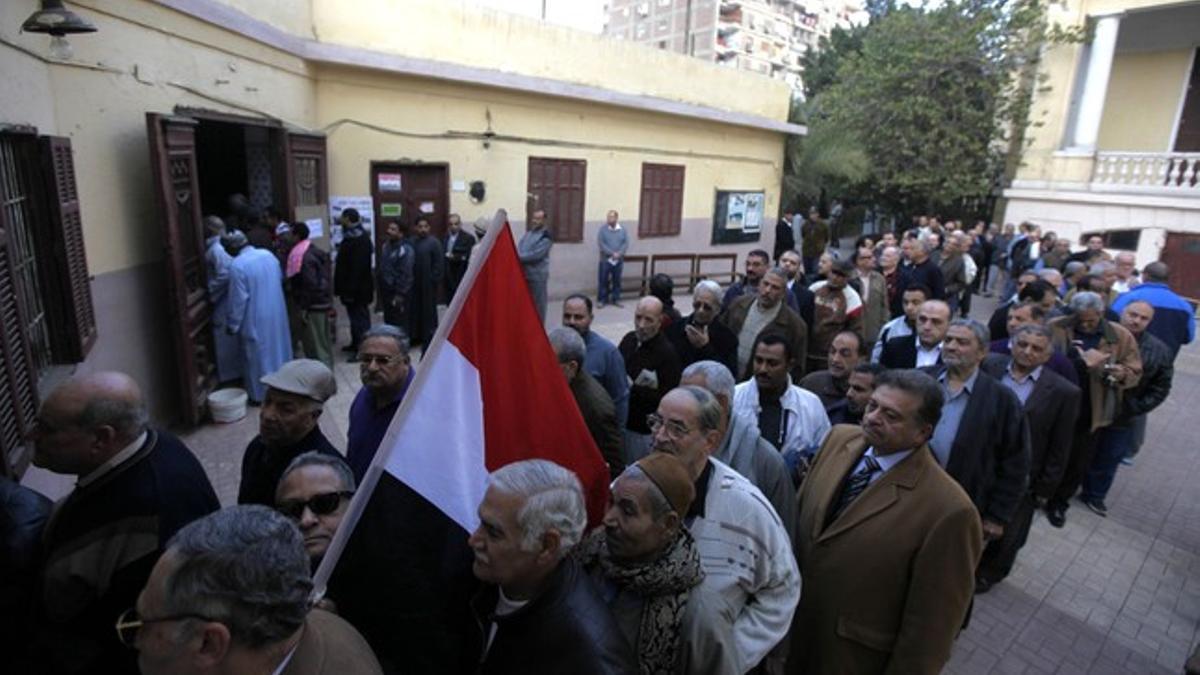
left=598, top=259, right=623, bottom=304
left=1082, top=424, right=1135, bottom=502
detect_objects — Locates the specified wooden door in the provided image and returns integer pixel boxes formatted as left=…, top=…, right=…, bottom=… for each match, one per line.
left=147, top=113, right=215, bottom=426
left=284, top=132, right=329, bottom=222
left=1174, top=49, right=1200, bottom=152
left=1160, top=233, right=1200, bottom=301
left=370, top=162, right=449, bottom=250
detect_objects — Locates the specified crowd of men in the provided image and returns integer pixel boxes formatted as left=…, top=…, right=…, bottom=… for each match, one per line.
left=2, top=207, right=1194, bottom=675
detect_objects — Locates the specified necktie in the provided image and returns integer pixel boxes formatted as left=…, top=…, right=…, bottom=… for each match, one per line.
left=829, top=455, right=882, bottom=523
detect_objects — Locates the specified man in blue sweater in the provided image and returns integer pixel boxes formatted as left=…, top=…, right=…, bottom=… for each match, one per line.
left=1111, top=261, right=1195, bottom=361
left=597, top=209, right=630, bottom=308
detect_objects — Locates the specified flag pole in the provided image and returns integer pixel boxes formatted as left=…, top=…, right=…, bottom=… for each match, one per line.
left=311, top=209, right=512, bottom=600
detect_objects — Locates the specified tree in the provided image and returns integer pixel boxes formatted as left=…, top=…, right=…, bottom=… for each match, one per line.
left=789, top=0, right=1077, bottom=219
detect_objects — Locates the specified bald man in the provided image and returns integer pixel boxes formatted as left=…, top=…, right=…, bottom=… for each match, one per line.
left=619, top=297, right=683, bottom=464
left=28, top=372, right=220, bottom=675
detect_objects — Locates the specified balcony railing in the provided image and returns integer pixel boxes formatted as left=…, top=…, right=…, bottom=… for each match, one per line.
left=1091, top=152, right=1200, bottom=196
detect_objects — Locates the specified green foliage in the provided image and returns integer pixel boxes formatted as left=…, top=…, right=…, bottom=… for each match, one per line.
left=787, top=0, right=1079, bottom=217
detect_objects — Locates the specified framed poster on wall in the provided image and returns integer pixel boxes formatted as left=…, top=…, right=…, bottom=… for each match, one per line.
left=711, top=190, right=765, bottom=244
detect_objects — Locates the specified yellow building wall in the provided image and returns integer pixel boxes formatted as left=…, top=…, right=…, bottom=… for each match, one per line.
left=310, top=0, right=791, bottom=122
left=316, top=64, right=785, bottom=296
left=1097, top=49, right=1192, bottom=151
left=1011, top=0, right=1193, bottom=185
left=1, top=0, right=317, bottom=276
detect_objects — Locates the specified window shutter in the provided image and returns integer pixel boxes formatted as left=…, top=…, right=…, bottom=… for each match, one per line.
left=527, top=157, right=586, bottom=243
left=638, top=163, right=684, bottom=237
left=39, top=136, right=96, bottom=362
left=0, top=222, right=38, bottom=478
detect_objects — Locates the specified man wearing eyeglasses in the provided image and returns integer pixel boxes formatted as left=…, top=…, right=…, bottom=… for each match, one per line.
left=346, top=325, right=415, bottom=482
left=123, top=505, right=382, bottom=675
left=650, top=386, right=800, bottom=673
left=238, top=359, right=339, bottom=507
left=27, top=372, right=219, bottom=675
left=275, top=452, right=356, bottom=569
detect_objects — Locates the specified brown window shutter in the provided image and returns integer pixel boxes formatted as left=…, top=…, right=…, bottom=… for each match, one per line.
left=527, top=157, right=586, bottom=243
left=639, top=163, right=684, bottom=237
left=0, top=224, right=38, bottom=478
left=39, top=136, right=97, bottom=362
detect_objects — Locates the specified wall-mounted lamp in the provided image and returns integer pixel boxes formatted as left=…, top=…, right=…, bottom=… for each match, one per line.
left=21, top=0, right=97, bottom=60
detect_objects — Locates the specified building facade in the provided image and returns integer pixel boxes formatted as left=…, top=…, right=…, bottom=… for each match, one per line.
left=604, top=0, right=868, bottom=89
left=0, top=0, right=800, bottom=466
left=1002, top=0, right=1200, bottom=298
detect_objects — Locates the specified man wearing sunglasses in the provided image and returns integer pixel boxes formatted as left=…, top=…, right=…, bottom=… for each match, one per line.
left=124, top=505, right=382, bottom=675
left=238, top=359, right=339, bottom=507
left=275, top=452, right=356, bottom=569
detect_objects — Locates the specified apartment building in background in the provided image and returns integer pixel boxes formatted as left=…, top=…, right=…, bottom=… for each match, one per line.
left=604, top=0, right=869, bottom=89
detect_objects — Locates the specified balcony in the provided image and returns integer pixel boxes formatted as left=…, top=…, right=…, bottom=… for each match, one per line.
left=1091, top=152, right=1200, bottom=196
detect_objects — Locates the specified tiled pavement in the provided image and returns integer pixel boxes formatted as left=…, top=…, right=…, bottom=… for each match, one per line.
left=22, top=286, right=1199, bottom=673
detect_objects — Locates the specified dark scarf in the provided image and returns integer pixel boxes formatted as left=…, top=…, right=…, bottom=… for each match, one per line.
left=575, top=528, right=704, bottom=675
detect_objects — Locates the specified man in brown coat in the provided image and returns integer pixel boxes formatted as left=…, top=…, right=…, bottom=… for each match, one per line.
left=790, top=369, right=982, bottom=675
left=723, top=267, right=808, bottom=381
left=1044, top=291, right=1142, bottom=525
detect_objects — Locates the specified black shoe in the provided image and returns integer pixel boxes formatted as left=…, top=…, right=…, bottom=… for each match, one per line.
left=975, top=577, right=994, bottom=594
left=1082, top=498, right=1108, bottom=517
left=1046, top=505, right=1067, bottom=528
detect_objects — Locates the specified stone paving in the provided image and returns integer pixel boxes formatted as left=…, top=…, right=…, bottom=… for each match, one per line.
left=26, top=281, right=1198, bottom=674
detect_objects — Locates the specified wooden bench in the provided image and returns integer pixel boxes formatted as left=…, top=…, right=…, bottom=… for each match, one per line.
left=650, top=253, right=698, bottom=293
left=620, top=254, right=650, bottom=297
left=694, top=253, right=739, bottom=288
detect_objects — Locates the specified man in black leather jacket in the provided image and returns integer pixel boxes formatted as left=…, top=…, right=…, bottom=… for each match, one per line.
left=467, top=459, right=636, bottom=675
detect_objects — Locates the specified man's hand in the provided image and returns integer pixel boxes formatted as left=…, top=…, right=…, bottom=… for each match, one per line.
left=982, top=518, right=1005, bottom=541
left=1081, top=348, right=1109, bottom=371
left=684, top=323, right=709, bottom=349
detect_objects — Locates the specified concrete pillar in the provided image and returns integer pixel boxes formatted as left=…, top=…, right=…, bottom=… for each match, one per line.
left=1069, top=13, right=1122, bottom=151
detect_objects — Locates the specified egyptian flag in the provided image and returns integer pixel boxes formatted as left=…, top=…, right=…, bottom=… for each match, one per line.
left=314, top=212, right=610, bottom=674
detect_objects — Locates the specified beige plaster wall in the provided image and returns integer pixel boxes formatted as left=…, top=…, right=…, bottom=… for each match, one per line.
left=310, top=0, right=791, bottom=122
left=1097, top=49, right=1192, bottom=151
left=316, top=64, right=786, bottom=297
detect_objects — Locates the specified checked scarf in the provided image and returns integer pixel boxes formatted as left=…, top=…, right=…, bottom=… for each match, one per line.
left=575, top=528, right=705, bottom=675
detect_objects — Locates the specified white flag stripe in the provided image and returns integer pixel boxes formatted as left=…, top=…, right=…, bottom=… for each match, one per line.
left=383, top=340, right=488, bottom=533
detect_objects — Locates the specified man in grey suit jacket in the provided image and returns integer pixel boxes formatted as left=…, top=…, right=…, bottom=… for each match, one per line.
left=976, top=324, right=1081, bottom=591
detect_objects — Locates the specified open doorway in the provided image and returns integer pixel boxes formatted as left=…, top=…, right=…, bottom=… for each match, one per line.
left=146, top=110, right=328, bottom=426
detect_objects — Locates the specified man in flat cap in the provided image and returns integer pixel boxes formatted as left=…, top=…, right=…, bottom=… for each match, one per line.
left=577, top=453, right=739, bottom=675
left=238, top=359, right=340, bottom=506
left=806, top=257, right=864, bottom=373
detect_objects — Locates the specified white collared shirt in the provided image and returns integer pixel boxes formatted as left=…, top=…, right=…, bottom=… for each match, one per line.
left=914, top=336, right=942, bottom=368
left=853, top=446, right=915, bottom=486
left=77, top=431, right=148, bottom=488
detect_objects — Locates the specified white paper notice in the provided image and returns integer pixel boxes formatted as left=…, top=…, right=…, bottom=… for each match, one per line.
left=452, top=180, right=466, bottom=192
left=305, top=218, right=324, bottom=239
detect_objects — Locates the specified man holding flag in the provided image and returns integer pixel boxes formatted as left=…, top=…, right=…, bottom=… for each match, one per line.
left=318, top=211, right=613, bottom=673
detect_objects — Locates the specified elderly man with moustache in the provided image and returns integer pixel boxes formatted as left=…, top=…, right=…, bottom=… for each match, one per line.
left=724, top=267, right=809, bottom=381
left=28, top=372, right=219, bottom=675
left=666, top=280, right=739, bottom=374
left=238, top=359, right=339, bottom=507
left=576, top=453, right=739, bottom=674
left=722, top=249, right=772, bottom=311
left=345, top=325, right=415, bottom=481
left=619, top=296, right=683, bottom=463
left=275, top=452, right=357, bottom=570
left=1079, top=301, right=1173, bottom=515
left=977, top=324, right=1081, bottom=591
left=800, top=330, right=865, bottom=414
left=789, top=370, right=982, bottom=675
left=922, top=319, right=1030, bottom=553
left=650, top=386, right=800, bottom=673
left=680, top=360, right=797, bottom=540
left=1045, top=292, right=1142, bottom=526
left=467, top=460, right=637, bottom=674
